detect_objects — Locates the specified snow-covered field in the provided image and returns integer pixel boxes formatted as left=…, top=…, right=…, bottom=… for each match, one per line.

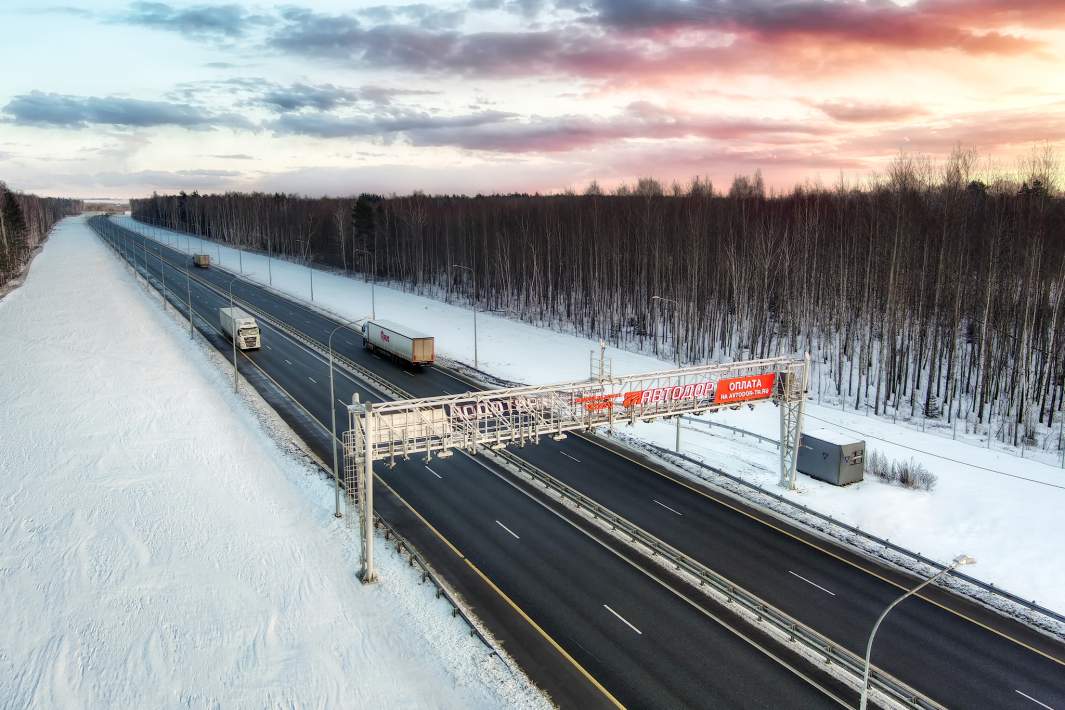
left=0, top=215, right=547, bottom=709
left=117, top=216, right=1065, bottom=614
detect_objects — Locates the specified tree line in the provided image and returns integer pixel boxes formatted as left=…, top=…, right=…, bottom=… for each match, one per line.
left=129, top=150, right=1065, bottom=452
left=0, top=181, right=82, bottom=291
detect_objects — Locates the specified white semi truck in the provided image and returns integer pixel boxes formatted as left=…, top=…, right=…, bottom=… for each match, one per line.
left=219, top=307, right=261, bottom=350
left=363, top=319, right=434, bottom=366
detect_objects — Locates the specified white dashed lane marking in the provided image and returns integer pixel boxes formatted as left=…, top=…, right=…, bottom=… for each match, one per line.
left=603, top=605, right=642, bottom=635
left=495, top=520, right=520, bottom=539
left=652, top=499, right=683, bottom=516
left=788, top=570, right=836, bottom=596
left=1015, top=690, right=1054, bottom=709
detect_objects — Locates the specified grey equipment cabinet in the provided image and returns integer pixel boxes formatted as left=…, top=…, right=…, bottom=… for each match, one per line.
left=797, top=428, right=865, bottom=485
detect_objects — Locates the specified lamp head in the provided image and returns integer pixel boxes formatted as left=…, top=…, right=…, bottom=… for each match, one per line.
left=952, top=554, right=976, bottom=567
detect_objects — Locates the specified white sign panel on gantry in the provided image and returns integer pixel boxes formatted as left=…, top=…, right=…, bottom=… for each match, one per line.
left=351, top=356, right=802, bottom=464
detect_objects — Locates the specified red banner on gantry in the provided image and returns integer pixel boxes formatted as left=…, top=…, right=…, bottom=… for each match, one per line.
left=712, top=373, right=776, bottom=404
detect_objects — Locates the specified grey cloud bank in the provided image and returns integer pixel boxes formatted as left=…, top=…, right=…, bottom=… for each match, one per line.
left=2, top=92, right=249, bottom=130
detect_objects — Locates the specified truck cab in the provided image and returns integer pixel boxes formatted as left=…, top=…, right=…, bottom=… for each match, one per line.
left=236, top=322, right=261, bottom=350
left=219, top=307, right=261, bottom=350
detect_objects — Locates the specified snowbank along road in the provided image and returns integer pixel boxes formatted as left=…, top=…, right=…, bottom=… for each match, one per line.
left=0, top=215, right=545, bottom=709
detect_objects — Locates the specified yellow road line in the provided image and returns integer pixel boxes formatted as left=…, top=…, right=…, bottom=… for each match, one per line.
left=376, top=476, right=625, bottom=709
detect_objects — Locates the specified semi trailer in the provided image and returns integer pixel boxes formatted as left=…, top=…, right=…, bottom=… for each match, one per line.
left=219, top=307, right=261, bottom=350
left=363, top=319, right=434, bottom=366
left=193, top=254, right=210, bottom=268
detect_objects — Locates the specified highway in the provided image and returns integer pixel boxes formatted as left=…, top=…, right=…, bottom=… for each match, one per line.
left=98, top=216, right=1065, bottom=709
left=91, top=217, right=847, bottom=709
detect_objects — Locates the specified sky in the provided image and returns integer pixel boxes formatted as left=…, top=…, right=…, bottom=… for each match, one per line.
left=0, top=0, right=1063, bottom=198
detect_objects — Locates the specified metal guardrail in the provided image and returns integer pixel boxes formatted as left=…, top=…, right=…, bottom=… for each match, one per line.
left=682, top=415, right=780, bottom=447
left=488, top=448, right=939, bottom=710
left=89, top=218, right=512, bottom=671
left=642, top=442, right=1065, bottom=632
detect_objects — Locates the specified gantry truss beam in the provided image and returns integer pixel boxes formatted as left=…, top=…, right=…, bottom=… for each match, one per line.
left=343, top=354, right=809, bottom=582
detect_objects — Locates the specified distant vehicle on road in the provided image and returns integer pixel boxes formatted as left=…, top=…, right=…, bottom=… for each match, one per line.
left=193, top=254, right=210, bottom=268
left=363, top=319, right=434, bottom=366
left=219, top=307, right=261, bottom=350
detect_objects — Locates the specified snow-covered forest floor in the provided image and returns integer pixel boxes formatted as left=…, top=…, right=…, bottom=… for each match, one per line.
left=0, top=215, right=547, bottom=709
left=117, top=216, right=1065, bottom=614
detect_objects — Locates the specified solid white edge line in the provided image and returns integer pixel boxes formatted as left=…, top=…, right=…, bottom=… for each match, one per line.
left=1015, top=689, right=1055, bottom=710
left=560, top=451, right=581, bottom=463
left=425, top=465, right=442, bottom=479
left=788, top=570, right=837, bottom=597
left=652, top=499, right=683, bottom=516
left=496, top=520, right=521, bottom=539
left=603, top=604, right=642, bottom=635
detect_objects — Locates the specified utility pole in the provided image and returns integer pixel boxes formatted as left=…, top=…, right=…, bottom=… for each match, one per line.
left=186, top=257, right=193, bottom=339
left=451, top=264, right=478, bottom=370
left=159, top=245, right=167, bottom=311
left=356, top=248, right=376, bottom=319
left=653, top=295, right=682, bottom=451
left=227, top=276, right=240, bottom=393
left=265, top=233, right=273, bottom=286
left=141, top=236, right=150, bottom=292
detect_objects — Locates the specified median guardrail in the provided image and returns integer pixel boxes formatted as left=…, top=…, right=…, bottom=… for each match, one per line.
left=486, top=447, right=940, bottom=710
left=639, top=439, right=1065, bottom=635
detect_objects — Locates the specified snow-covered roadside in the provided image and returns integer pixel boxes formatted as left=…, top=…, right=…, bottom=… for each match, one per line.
left=0, top=215, right=547, bottom=709
left=115, top=216, right=1065, bottom=614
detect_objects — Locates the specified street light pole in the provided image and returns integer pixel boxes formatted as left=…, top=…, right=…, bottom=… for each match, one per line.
left=329, top=318, right=369, bottom=518
left=227, top=276, right=240, bottom=393
left=652, top=295, right=682, bottom=451
left=298, top=239, right=314, bottom=302
left=264, top=233, right=273, bottom=286
left=186, top=254, right=193, bottom=339
left=355, top=248, right=376, bottom=319
left=859, top=555, right=976, bottom=710
left=158, top=243, right=167, bottom=312
left=451, top=264, right=477, bottom=370
left=141, top=233, right=149, bottom=287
